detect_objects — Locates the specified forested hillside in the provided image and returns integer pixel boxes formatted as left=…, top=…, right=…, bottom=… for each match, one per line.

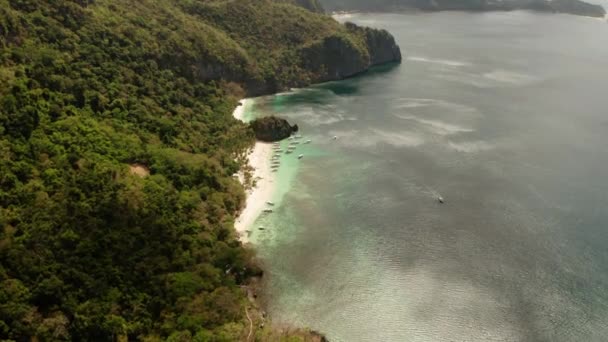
left=0, top=0, right=399, bottom=340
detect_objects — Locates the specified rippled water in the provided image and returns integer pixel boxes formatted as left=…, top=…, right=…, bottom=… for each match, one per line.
left=247, top=12, right=608, bottom=341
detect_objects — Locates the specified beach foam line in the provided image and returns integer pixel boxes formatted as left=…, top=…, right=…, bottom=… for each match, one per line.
left=407, top=56, right=470, bottom=67
left=233, top=98, right=254, bottom=122
left=232, top=99, right=275, bottom=243
left=395, top=114, right=474, bottom=136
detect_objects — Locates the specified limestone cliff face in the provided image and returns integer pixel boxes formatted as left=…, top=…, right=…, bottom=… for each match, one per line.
left=293, top=0, right=326, bottom=12
left=300, top=34, right=370, bottom=81
left=275, top=0, right=325, bottom=12
left=250, top=116, right=299, bottom=142
left=172, top=0, right=402, bottom=96
left=297, top=23, right=401, bottom=84
left=348, top=23, right=402, bottom=66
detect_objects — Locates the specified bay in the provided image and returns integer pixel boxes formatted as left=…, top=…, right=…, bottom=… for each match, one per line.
left=248, top=11, right=608, bottom=342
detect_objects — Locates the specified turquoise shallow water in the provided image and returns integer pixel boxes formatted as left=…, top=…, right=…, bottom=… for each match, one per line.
left=247, top=12, right=608, bottom=342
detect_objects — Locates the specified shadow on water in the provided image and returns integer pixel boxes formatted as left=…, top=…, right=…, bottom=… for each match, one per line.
left=314, top=62, right=402, bottom=96
left=259, top=62, right=402, bottom=113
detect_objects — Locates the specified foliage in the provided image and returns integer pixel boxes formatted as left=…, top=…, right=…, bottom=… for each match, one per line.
left=249, top=116, right=298, bottom=142
left=0, top=0, right=258, bottom=340
left=0, top=0, right=396, bottom=340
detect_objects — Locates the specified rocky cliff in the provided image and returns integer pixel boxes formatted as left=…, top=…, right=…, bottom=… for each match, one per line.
left=298, top=22, right=401, bottom=83
left=301, top=34, right=370, bottom=81
left=280, top=0, right=326, bottom=12
left=176, top=0, right=402, bottom=96
left=250, top=116, right=299, bottom=141
left=349, top=23, right=403, bottom=65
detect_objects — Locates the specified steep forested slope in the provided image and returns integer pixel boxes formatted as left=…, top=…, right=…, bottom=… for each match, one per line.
left=0, top=0, right=400, bottom=340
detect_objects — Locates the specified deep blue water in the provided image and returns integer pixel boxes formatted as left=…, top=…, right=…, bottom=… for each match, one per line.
left=249, top=12, right=608, bottom=341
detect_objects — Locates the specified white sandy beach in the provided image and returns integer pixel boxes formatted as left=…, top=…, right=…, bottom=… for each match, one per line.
left=233, top=99, right=275, bottom=243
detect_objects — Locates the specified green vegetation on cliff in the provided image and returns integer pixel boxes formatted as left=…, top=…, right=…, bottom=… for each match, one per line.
left=0, top=0, right=400, bottom=340
left=250, top=116, right=298, bottom=142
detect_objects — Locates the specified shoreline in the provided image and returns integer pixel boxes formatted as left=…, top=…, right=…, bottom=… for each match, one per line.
left=233, top=99, right=275, bottom=243
left=330, top=7, right=607, bottom=19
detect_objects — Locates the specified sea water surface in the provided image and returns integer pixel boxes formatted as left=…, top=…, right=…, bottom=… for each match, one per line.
left=247, top=12, right=608, bottom=342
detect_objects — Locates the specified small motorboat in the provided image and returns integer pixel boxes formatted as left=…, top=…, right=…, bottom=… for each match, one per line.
left=332, top=136, right=338, bottom=140
left=438, top=196, right=445, bottom=204
left=285, top=150, right=293, bottom=154
left=263, top=209, right=273, bottom=213
left=304, top=139, right=312, bottom=144
left=266, top=201, right=275, bottom=206
left=258, top=227, right=266, bottom=231
left=298, top=154, right=304, bottom=159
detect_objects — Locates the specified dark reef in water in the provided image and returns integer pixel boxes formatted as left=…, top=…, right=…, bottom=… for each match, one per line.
left=250, top=116, right=299, bottom=142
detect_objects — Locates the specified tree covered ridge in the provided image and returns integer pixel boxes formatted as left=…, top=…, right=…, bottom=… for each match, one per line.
left=0, top=0, right=401, bottom=340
